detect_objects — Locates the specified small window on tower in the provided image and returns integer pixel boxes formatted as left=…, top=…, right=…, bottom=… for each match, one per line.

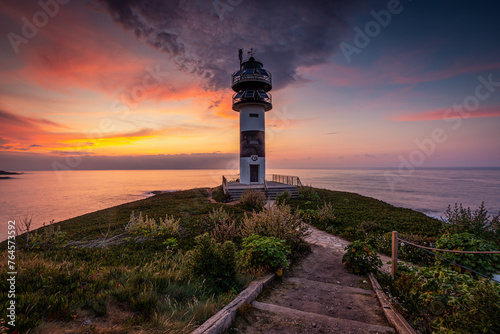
left=249, top=113, right=259, bottom=118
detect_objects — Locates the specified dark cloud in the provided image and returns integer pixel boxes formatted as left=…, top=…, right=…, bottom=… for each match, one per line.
left=364, top=154, right=376, bottom=158
left=97, top=0, right=363, bottom=90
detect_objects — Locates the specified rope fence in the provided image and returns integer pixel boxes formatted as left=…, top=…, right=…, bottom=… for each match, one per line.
left=390, top=231, right=500, bottom=282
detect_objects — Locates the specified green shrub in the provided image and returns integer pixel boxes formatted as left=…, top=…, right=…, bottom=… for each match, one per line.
left=385, top=266, right=500, bottom=334
left=29, top=220, right=67, bottom=250
left=341, top=221, right=378, bottom=242
left=443, top=278, right=500, bottom=334
left=276, top=190, right=292, bottom=205
left=239, top=189, right=266, bottom=211
left=376, top=232, right=436, bottom=265
left=212, top=185, right=230, bottom=203
left=302, top=202, right=336, bottom=230
left=297, top=186, right=319, bottom=201
left=342, top=240, right=382, bottom=274
left=240, top=235, right=290, bottom=271
left=341, top=226, right=365, bottom=242
left=188, top=234, right=239, bottom=293
left=207, top=206, right=232, bottom=223
left=162, top=237, right=179, bottom=252
left=434, top=232, right=500, bottom=277
left=442, top=202, right=500, bottom=246
left=125, top=211, right=179, bottom=239
left=241, top=204, right=309, bottom=254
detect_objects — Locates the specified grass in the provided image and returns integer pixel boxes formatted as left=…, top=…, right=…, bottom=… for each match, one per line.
left=0, top=186, right=453, bottom=333
left=0, top=188, right=250, bottom=333
left=287, top=187, right=499, bottom=334
left=291, top=187, right=443, bottom=238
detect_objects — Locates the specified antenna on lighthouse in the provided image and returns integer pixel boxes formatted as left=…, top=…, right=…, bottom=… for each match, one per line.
left=238, top=48, right=243, bottom=65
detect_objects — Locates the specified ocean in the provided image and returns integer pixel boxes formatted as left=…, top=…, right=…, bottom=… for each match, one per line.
left=1, top=168, right=499, bottom=241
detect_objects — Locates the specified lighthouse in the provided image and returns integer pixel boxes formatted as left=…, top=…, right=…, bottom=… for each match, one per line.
left=231, top=49, right=272, bottom=184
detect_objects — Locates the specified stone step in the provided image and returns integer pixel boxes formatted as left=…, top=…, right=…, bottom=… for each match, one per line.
left=226, top=187, right=298, bottom=200
left=285, top=277, right=375, bottom=296
left=252, top=301, right=395, bottom=333
left=265, top=277, right=386, bottom=325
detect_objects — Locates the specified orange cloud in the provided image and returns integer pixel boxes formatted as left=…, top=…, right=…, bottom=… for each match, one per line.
left=0, top=109, right=76, bottom=151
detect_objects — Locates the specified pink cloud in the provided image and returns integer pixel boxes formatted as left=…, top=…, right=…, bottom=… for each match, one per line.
left=390, top=106, right=500, bottom=122
left=1, top=2, right=215, bottom=105
left=305, top=47, right=500, bottom=88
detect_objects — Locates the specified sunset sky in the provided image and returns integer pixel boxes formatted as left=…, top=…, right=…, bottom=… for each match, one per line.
left=1, top=0, right=500, bottom=171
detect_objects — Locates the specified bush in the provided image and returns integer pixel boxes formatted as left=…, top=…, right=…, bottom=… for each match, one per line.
left=203, top=207, right=240, bottom=243
left=239, top=189, right=266, bottom=211
left=376, top=232, right=436, bottom=265
left=442, top=202, right=500, bottom=246
left=302, top=202, right=336, bottom=230
left=125, top=211, right=179, bottom=239
left=210, top=220, right=239, bottom=244
left=443, top=278, right=500, bottom=334
left=385, top=266, right=500, bottom=334
left=342, top=240, right=382, bottom=274
left=241, top=204, right=309, bottom=253
left=240, top=235, right=290, bottom=271
left=212, top=185, right=230, bottom=203
left=434, top=232, right=500, bottom=277
left=188, top=234, right=239, bottom=293
left=276, top=190, right=292, bottom=206
left=29, top=220, right=67, bottom=250
left=297, top=186, right=320, bottom=201
left=162, top=237, right=179, bottom=252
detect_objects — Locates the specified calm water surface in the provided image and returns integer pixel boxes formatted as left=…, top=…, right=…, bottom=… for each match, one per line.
left=1, top=168, right=499, bottom=241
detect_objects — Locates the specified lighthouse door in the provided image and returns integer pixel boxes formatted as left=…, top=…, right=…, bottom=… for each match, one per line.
left=250, top=165, right=259, bottom=183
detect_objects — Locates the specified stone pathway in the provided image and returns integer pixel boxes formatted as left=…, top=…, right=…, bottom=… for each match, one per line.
left=227, top=226, right=396, bottom=333
left=305, top=226, right=393, bottom=274
left=305, top=225, right=351, bottom=251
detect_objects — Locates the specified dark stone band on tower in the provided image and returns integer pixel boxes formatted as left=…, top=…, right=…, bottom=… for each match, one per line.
left=240, top=130, right=265, bottom=158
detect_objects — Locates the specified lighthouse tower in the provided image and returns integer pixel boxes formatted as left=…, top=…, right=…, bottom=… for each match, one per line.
left=232, top=49, right=272, bottom=184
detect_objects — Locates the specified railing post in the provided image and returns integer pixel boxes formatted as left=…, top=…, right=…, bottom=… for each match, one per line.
left=391, top=231, right=398, bottom=279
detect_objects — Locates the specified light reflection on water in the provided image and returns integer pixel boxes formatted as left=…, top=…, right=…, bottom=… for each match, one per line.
left=1, top=168, right=498, bottom=241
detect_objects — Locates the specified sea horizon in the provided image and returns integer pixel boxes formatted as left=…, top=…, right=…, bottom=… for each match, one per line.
left=6, top=166, right=500, bottom=172
left=1, top=167, right=499, bottom=242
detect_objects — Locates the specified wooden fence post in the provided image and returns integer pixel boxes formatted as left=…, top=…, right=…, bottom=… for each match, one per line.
left=391, top=231, right=398, bottom=279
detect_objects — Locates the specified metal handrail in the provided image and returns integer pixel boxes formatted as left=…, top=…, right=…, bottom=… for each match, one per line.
left=232, top=92, right=272, bottom=105
left=232, top=72, right=272, bottom=87
left=222, top=174, right=239, bottom=182
left=222, top=175, right=227, bottom=195
left=269, top=174, right=302, bottom=186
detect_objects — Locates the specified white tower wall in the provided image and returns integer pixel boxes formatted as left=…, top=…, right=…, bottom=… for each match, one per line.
left=231, top=51, right=272, bottom=185
left=239, top=104, right=266, bottom=184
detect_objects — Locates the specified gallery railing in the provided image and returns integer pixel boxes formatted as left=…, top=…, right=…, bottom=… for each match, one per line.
left=268, top=174, right=302, bottom=187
